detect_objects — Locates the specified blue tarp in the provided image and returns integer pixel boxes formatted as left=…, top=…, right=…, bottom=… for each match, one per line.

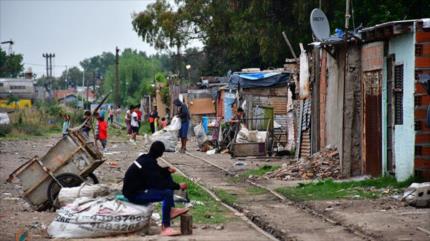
left=229, top=72, right=290, bottom=89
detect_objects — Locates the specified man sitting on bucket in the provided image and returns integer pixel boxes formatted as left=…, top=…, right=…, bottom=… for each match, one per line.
left=122, top=141, right=189, bottom=236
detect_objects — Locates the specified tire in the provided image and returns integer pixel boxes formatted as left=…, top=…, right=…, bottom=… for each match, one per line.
left=47, top=173, right=84, bottom=207
left=86, top=173, right=99, bottom=184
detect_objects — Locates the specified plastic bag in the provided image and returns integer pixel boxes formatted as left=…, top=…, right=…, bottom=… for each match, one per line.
left=47, top=196, right=153, bottom=238
left=194, top=123, right=208, bottom=147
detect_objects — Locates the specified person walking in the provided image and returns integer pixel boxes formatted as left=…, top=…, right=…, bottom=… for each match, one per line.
left=81, top=110, right=92, bottom=138
left=122, top=141, right=188, bottom=236
left=62, top=113, right=71, bottom=137
left=130, top=106, right=139, bottom=144
left=149, top=107, right=159, bottom=134
left=125, top=106, right=132, bottom=136
left=174, top=99, right=190, bottom=153
left=108, top=107, right=114, bottom=124
left=97, top=115, right=108, bottom=151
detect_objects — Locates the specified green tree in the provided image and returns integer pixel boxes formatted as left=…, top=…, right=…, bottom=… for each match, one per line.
left=132, top=0, right=200, bottom=73
left=58, top=66, right=83, bottom=88
left=103, top=49, right=163, bottom=106
left=134, top=0, right=430, bottom=76
left=0, top=48, right=24, bottom=77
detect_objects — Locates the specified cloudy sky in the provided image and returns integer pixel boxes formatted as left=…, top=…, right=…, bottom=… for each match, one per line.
left=0, top=0, right=160, bottom=77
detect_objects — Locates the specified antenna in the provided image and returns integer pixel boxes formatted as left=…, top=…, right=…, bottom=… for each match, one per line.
left=310, top=9, right=330, bottom=41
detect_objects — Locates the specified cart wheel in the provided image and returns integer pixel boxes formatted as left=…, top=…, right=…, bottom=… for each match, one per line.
left=85, top=173, right=99, bottom=184
left=47, top=173, right=84, bottom=207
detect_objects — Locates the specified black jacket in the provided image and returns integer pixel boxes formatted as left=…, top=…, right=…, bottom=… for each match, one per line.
left=122, top=154, right=180, bottom=198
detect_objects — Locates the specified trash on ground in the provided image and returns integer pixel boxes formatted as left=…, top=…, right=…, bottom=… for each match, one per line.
left=402, top=182, right=430, bottom=207
left=0, top=112, right=10, bottom=125
left=265, top=146, right=342, bottom=180
left=47, top=196, right=153, bottom=238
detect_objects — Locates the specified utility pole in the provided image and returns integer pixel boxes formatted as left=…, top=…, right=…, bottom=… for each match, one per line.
left=114, top=47, right=120, bottom=107
left=43, top=53, right=55, bottom=92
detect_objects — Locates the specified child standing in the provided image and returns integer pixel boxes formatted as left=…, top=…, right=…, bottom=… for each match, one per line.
left=98, top=115, right=108, bottom=151
left=161, top=117, right=168, bottom=128
left=62, top=114, right=70, bottom=137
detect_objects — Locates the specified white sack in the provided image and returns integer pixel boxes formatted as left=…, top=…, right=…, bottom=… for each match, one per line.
left=57, top=183, right=112, bottom=207
left=194, top=123, right=208, bottom=147
left=236, top=126, right=249, bottom=143
left=165, top=116, right=181, bottom=131
left=0, top=113, right=10, bottom=125
left=299, top=43, right=310, bottom=99
left=256, top=131, right=267, bottom=143
left=48, top=197, right=153, bottom=238
left=147, top=130, right=178, bottom=152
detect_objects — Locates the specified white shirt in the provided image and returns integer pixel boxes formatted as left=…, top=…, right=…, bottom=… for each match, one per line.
left=131, top=111, right=139, bottom=127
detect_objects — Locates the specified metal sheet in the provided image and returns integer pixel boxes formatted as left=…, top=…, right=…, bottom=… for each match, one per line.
left=363, top=71, right=382, bottom=177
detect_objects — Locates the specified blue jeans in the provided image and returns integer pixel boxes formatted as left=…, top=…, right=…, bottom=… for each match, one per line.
left=128, top=189, right=175, bottom=227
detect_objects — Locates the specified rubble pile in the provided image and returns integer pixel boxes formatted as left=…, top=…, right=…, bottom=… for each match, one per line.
left=266, top=146, right=342, bottom=180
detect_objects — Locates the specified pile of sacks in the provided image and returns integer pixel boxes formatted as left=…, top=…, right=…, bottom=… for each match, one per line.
left=265, top=146, right=342, bottom=180
left=47, top=183, right=153, bottom=238
left=236, top=125, right=267, bottom=143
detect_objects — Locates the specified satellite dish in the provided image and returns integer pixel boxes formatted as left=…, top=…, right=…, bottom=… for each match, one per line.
left=310, top=8, right=330, bottom=41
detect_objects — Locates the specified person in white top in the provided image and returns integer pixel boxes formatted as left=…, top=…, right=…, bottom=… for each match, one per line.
left=130, top=106, right=139, bottom=144
left=125, top=106, right=132, bottom=136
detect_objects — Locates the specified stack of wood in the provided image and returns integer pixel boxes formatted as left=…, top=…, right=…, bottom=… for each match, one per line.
left=265, top=146, right=342, bottom=180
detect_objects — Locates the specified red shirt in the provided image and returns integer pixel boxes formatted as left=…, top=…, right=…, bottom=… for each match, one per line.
left=98, top=120, right=108, bottom=140
left=136, top=110, right=142, bottom=121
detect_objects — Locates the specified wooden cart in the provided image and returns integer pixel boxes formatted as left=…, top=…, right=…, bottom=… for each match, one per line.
left=7, top=130, right=104, bottom=210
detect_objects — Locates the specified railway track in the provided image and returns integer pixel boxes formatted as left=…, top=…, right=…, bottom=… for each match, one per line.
left=159, top=151, right=381, bottom=241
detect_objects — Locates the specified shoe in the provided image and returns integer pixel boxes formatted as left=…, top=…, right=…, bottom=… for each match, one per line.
left=160, top=227, right=181, bottom=236
left=170, top=207, right=189, bottom=219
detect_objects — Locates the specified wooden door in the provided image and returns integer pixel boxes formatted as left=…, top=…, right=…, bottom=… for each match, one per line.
left=363, top=71, right=382, bottom=176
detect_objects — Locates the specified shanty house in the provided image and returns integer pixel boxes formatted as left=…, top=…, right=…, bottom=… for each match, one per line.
left=311, top=19, right=430, bottom=181
left=360, top=19, right=430, bottom=181
left=228, top=71, right=295, bottom=151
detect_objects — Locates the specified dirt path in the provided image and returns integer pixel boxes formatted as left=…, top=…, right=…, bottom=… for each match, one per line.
left=162, top=150, right=430, bottom=241
left=0, top=137, right=272, bottom=241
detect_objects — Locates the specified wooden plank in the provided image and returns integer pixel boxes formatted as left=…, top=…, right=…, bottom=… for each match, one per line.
left=242, top=86, right=288, bottom=97
left=180, top=214, right=193, bottom=235
left=188, top=98, right=216, bottom=115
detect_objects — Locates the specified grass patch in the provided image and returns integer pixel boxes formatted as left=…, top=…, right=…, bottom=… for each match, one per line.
left=242, top=165, right=281, bottom=177
left=246, top=186, right=267, bottom=195
left=213, top=188, right=238, bottom=206
left=276, top=176, right=416, bottom=201
left=172, top=174, right=229, bottom=224
left=232, top=164, right=280, bottom=182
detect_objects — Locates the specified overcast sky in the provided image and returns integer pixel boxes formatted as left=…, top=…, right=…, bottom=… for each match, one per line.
left=0, top=0, right=162, bottom=77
